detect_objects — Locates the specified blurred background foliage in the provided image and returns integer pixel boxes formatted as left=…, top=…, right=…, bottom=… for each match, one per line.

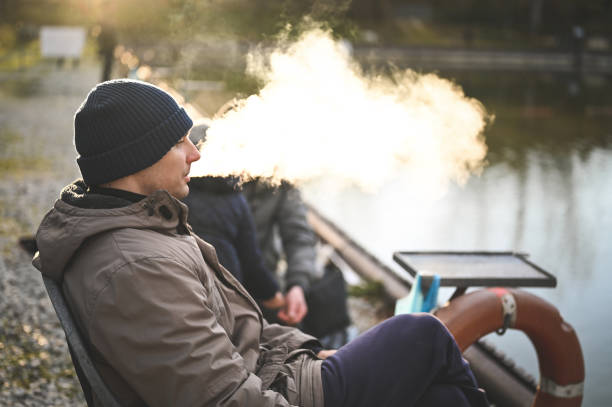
left=2, top=0, right=612, bottom=51
left=0, top=0, right=610, bottom=146
left=1, top=0, right=610, bottom=142
left=1, top=0, right=610, bottom=143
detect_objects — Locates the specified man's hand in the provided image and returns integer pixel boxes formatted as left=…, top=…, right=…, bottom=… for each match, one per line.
left=261, top=292, right=285, bottom=310
left=277, top=286, right=308, bottom=325
left=316, top=349, right=337, bottom=359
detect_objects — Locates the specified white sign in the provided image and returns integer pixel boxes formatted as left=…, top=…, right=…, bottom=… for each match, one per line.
left=40, top=26, right=86, bottom=58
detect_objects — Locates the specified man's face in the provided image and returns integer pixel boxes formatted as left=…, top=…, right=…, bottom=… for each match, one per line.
left=133, top=135, right=201, bottom=199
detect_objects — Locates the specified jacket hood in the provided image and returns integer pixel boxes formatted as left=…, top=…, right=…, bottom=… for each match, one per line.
left=32, top=180, right=190, bottom=281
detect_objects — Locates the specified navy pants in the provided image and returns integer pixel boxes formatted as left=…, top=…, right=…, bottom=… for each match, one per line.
left=321, top=314, right=489, bottom=407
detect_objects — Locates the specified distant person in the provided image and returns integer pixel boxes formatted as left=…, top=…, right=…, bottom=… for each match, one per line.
left=571, top=25, right=586, bottom=77
left=463, top=27, right=474, bottom=48
left=97, top=22, right=117, bottom=82
left=33, top=79, right=489, bottom=406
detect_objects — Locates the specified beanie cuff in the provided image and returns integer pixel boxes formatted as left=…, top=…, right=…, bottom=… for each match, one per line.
left=78, top=107, right=193, bottom=185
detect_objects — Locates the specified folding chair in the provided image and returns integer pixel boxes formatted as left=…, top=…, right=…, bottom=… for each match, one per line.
left=42, top=275, right=122, bottom=407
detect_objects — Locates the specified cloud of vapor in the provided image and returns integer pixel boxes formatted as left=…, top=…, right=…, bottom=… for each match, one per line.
left=190, top=27, right=491, bottom=194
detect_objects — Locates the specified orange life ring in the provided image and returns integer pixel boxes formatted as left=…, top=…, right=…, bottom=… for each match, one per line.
left=434, top=288, right=585, bottom=407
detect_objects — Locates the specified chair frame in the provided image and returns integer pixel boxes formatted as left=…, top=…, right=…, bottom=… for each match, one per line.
left=42, top=275, right=122, bottom=407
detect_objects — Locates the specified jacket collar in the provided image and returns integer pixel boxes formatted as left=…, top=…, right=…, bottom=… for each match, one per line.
left=33, top=179, right=190, bottom=281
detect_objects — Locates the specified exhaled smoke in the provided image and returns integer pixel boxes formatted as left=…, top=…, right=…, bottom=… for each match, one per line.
left=190, top=28, right=491, bottom=193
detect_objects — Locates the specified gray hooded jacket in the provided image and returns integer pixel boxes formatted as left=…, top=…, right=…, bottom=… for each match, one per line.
left=242, top=181, right=318, bottom=291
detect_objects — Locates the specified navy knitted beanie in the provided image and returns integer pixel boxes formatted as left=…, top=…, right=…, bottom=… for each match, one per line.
left=74, top=79, right=193, bottom=185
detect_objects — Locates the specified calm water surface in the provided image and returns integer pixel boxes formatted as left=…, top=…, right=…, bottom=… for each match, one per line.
left=303, top=71, right=612, bottom=407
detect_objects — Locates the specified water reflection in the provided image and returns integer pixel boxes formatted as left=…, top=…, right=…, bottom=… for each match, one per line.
left=302, top=71, right=612, bottom=406
left=456, top=71, right=612, bottom=166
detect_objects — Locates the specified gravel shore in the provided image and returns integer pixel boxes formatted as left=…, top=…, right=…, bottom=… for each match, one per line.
left=0, top=250, right=86, bottom=406
left=0, top=61, right=98, bottom=406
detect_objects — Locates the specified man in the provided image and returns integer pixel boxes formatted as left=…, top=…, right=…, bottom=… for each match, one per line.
left=33, top=79, right=488, bottom=407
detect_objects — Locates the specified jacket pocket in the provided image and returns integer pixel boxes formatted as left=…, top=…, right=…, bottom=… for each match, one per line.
left=256, top=345, right=288, bottom=389
left=269, top=369, right=298, bottom=404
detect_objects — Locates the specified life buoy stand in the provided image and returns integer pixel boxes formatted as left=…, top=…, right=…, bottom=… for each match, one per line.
left=434, top=288, right=585, bottom=407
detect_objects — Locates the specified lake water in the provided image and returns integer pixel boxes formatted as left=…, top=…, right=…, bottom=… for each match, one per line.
left=302, top=71, right=612, bottom=406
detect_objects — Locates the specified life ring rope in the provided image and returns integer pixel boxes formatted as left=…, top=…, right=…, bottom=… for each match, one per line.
left=496, top=291, right=517, bottom=334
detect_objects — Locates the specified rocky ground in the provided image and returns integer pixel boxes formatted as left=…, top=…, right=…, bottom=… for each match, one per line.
left=0, top=60, right=99, bottom=406
left=0, top=250, right=86, bottom=406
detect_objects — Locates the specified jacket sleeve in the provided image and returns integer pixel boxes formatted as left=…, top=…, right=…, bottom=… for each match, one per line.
left=235, top=195, right=280, bottom=300
left=260, top=318, right=320, bottom=352
left=88, top=256, right=295, bottom=407
left=277, top=186, right=318, bottom=291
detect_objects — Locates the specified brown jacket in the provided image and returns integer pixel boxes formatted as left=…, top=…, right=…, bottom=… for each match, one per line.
left=32, top=181, right=323, bottom=407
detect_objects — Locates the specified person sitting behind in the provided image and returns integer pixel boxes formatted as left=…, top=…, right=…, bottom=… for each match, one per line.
left=242, top=178, right=317, bottom=326
left=183, top=173, right=284, bottom=311
left=214, top=99, right=318, bottom=326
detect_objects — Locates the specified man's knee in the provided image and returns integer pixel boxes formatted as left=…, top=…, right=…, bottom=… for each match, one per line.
left=384, top=314, right=454, bottom=352
left=416, top=313, right=447, bottom=332
left=392, top=313, right=446, bottom=334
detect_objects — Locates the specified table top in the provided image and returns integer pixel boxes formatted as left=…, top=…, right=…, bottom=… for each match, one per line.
left=393, top=251, right=557, bottom=288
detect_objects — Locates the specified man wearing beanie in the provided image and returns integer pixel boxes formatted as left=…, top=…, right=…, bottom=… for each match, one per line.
left=32, top=79, right=489, bottom=407
left=32, top=79, right=326, bottom=407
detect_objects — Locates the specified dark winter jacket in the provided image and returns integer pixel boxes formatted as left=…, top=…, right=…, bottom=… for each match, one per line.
left=183, top=176, right=280, bottom=300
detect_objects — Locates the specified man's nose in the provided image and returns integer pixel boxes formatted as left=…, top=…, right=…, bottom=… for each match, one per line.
left=187, top=139, right=201, bottom=163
